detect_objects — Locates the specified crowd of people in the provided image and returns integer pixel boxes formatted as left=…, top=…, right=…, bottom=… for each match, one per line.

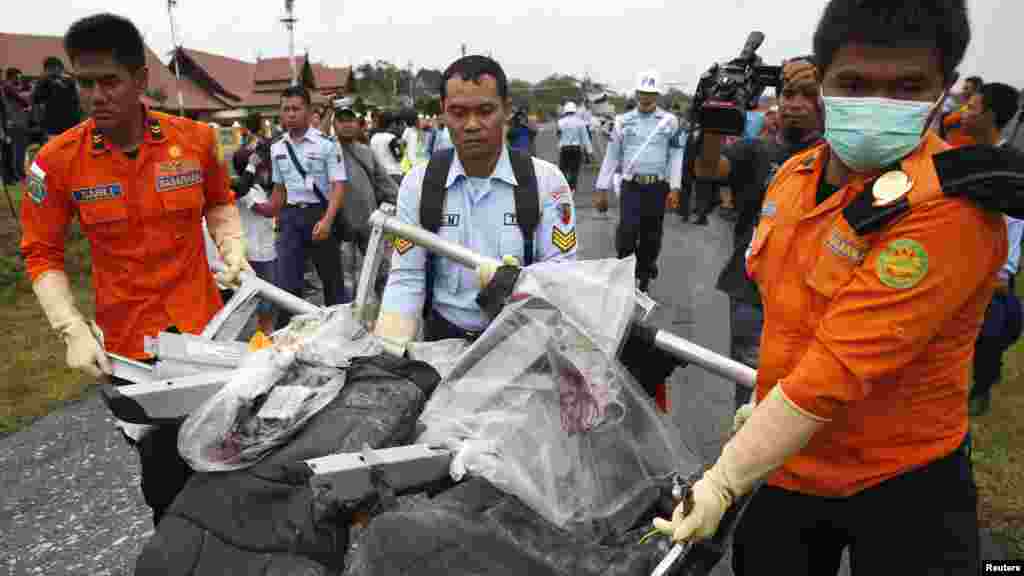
left=10, top=0, right=1024, bottom=573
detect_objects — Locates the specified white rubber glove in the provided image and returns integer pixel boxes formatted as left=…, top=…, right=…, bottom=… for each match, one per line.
left=732, top=401, right=755, bottom=435
left=373, top=310, right=419, bottom=357
left=206, top=203, right=252, bottom=289
left=653, top=384, right=825, bottom=542
left=476, top=255, right=520, bottom=290
left=33, top=271, right=112, bottom=378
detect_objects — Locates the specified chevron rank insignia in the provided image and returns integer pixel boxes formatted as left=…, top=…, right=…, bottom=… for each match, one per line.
left=393, top=236, right=414, bottom=255
left=552, top=226, right=576, bottom=253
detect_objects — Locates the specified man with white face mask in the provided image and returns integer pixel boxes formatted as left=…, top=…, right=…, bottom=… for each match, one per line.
left=653, top=1, right=1002, bottom=574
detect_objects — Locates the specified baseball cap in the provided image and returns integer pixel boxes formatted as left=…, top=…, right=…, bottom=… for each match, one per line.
left=333, top=97, right=356, bottom=116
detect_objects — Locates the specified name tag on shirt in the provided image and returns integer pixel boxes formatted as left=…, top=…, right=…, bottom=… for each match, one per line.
left=442, top=214, right=460, bottom=227
left=504, top=213, right=517, bottom=226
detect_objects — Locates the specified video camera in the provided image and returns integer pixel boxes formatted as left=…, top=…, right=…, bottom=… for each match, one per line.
left=690, top=31, right=782, bottom=135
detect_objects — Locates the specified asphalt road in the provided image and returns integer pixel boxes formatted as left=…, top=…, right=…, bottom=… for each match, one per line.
left=0, top=126, right=1005, bottom=575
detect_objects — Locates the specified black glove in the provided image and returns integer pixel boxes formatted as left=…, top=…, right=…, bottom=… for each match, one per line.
left=617, top=321, right=686, bottom=399
left=475, top=265, right=522, bottom=321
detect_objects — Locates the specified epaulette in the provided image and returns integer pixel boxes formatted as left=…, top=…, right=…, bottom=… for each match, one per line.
left=841, top=163, right=912, bottom=236
left=932, top=144, right=1024, bottom=219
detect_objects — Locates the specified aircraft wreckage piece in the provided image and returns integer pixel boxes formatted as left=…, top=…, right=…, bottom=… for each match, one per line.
left=365, top=207, right=756, bottom=389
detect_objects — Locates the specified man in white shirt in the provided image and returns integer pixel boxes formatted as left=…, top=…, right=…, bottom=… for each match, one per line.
left=370, top=111, right=405, bottom=186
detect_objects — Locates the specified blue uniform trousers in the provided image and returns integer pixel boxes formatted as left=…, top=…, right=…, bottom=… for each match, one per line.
left=276, top=204, right=347, bottom=324
left=972, top=286, right=1023, bottom=398
left=616, top=180, right=669, bottom=288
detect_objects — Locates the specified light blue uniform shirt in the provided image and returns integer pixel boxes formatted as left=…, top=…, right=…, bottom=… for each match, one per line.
left=270, top=128, right=347, bottom=204
left=1001, top=216, right=1024, bottom=281
left=381, top=147, right=578, bottom=331
left=596, top=108, right=685, bottom=191
left=557, top=114, right=593, bottom=155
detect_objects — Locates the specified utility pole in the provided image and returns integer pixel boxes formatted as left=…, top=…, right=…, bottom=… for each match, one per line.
left=283, top=0, right=298, bottom=86
left=167, top=0, right=185, bottom=117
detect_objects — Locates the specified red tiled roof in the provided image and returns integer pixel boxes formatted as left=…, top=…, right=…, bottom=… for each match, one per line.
left=180, top=48, right=254, bottom=102
left=0, top=32, right=71, bottom=77
left=0, top=32, right=225, bottom=111
left=253, top=57, right=300, bottom=84
left=312, top=63, right=351, bottom=92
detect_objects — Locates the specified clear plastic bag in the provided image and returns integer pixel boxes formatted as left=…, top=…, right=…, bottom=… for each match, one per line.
left=179, top=306, right=374, bottom=472
left=416, top=259, right=697, bottom=532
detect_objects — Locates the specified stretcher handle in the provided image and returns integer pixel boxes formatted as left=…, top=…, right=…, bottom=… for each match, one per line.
left=369, top=209, right=758, bottom=389
left=210, top=263, right=320, bottom=316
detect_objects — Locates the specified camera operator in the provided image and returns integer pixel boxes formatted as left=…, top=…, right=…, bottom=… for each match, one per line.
left=695, top=57, right=822, bottom=410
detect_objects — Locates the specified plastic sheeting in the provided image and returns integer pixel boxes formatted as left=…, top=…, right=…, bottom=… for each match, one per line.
left=416, top=258, right=698, bottom=537
left=178, top=305, right=382, bottom=472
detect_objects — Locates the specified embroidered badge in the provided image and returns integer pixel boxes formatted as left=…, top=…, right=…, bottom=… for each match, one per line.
left=876, top=239, right=928, bottom=289
left=72, top=183, right=123, bottom=203
left=559, top=203, right=573, bottom=225
left=156, top=159, right=204, bottom=192
left=504, top=213, right=517, bottom=226
left=27, top=161, right=47, bottom=205
left=552, top=226, right=577, bottom=253
left=825, top=228, right=867, bottom=264
left=551, top=186, right=570, bottom=202
left=442, top=214, right=460, bottom=227
left=393, top=236, right=414, bottom=255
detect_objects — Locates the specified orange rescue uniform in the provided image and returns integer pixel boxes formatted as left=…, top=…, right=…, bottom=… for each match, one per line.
left=941, top=107, right=976, bottom=148
left=21, top=109, right=234, bottom=359
left=747, top=132, right=1005, bottom=497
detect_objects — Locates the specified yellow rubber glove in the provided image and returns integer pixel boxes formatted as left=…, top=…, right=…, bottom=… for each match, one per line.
left=732, top=401, right=755, bottom=435
left=206, top=203, right=252, bottom=289
left=476, top=255, right=520, bottom=290
left=373, top=310, right=419, bottom=357
left=653, top=385, right=826, bottom=542
left=33, top=271, right=112, bottom=378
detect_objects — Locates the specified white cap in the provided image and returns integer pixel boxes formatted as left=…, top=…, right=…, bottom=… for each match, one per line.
left=563, top=102, right=577, bottom=114
left=635, top=70, right=662, bottom=95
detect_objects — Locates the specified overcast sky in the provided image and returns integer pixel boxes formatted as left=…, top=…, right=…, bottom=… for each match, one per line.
left=5, top=0, right=1021, bottom=94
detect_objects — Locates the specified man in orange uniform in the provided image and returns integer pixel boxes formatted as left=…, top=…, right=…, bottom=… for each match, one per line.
left=940, top=75, right=983, bottom=148
left=20, top=14, right=248, bottom=525
left=654, top=1, right=1002, bottom=574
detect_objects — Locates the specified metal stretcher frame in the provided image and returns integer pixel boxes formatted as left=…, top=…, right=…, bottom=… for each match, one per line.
left=361, top=205, right=757, bottom=389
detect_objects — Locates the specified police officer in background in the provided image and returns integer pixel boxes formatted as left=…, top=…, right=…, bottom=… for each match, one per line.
left=961, top=81, right=1024, bottom=416
left=556, top=101, right=593, bottom=193
left=696, top=56, right=823, bottom=410
left=374, top=55, right=577, bottom=349
left=594, top=70, right=685, bottom=293
left=269, top=86, right=348, bottom=322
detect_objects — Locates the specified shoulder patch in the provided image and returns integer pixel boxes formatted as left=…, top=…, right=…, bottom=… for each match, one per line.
left=552, top=226, right=577, bottom=253
left=876, top=239, right=928, bottom=289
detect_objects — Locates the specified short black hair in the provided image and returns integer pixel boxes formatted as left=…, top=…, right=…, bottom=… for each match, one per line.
left=979, top=83, right=1020, bottom=130
left=812, top=0, right=970, bottom=82
left=440, top=55, right=508, bottom=102
left=280, top=85, right=311, bottom=107
left=965, top=76, right=984, bottom=89
left=64, top=14, right=146, bottom=71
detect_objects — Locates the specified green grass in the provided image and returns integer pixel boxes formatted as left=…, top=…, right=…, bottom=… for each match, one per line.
left=0, top=184, right=97, bottom=435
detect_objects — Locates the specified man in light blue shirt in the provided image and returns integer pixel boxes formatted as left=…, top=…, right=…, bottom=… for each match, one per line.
left=556, top=101, right=593, bottom=193
left=375, top=55, right=577, bottom=346
left=269, top=85, right=349, bottom=320
left=962, top=81, right=1024, bottom=416
left=594, top=70, right=685, bottom=292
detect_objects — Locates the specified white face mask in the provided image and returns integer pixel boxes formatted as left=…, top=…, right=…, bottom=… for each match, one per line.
left=821, top=89, right=945, bottom=172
